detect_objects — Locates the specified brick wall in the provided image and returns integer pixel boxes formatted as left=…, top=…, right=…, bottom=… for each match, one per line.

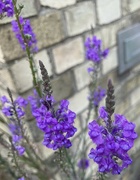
left=1, top=0, right=140, bottom=168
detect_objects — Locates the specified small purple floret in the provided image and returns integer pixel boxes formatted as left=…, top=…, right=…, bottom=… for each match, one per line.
left=78, top=158, right=89, bottom=169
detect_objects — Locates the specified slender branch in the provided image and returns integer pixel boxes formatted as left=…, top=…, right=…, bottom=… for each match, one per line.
left=12, top=0, right=41, bottom=97
left=64, top=148, right=77, bottom=179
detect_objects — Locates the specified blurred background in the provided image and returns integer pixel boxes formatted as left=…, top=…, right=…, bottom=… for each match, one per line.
left=0, top=0, right=140, bottom=179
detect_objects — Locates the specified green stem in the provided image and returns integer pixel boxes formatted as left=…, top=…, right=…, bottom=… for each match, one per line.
left=12, top=0, right=41, bottom=97
left=98, top=173, right=106, bottom=180
left=64, top=148, right=77, bottom=179
left=59, top=149, right=70, bottom=179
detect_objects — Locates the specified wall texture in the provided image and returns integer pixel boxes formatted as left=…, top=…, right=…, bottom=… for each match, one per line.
left=1, top=0, right=140, bottom=177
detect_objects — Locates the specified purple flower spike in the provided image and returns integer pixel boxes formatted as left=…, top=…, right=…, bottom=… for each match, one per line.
left=1, top=96, right=27, bottom=156
left=85, top=36, right=109, bottom=63
left=30, top=95, right=77, bottom=150
left=88, top=110, right=138, bottom=174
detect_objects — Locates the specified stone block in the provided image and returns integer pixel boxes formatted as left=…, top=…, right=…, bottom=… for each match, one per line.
left=40, top=0, right=76, bottom=9
left=68, top=87, right=89, bottom=114
left=130, top=87, right=140, bottom=106
left=0, top=0, right=40, bottom=24
left=31, top=11, right=65, bottom=50
left=51, top=71, right=75, bottom=102
left=74, top=62, right=90, bottom=90
left=34, top=50, right=52, bottom=77
left=102, top=47, right=118, bottom=74
left=0, top=24, right=25, bottom=61
left=10, top=58, right=33, bottom=93
left=65, top=1, right=96, bottom=36
left=97, top=0, right=121, bottom=24
left=53, top=37, right=84, bottom=74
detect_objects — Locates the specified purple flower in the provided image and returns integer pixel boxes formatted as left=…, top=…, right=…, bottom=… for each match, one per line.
left=15, top=145, right=25, bottom=156
left=85, top=36, right=109, bottom=63
left=12, top=134, right=22, bottom=143
left=88, top=86, right=106, bottom=107
left=99, top=107, right=108, bottom=120
left=15, top=97, right=28, bottom=107
left=11, top=16, right=38, bottom=53
left=0, top=0, right=14, bottom=17
left=87, top=67, right=95, bottom=73
left=1, top=96, right=27, bottom=156
left=78, top=158, right=89, bottom=169
left=0, top=96, right=9, bottom=103
left=32, top=98, right=77, bottom=150
left=88, top=108, right=138, bottom=174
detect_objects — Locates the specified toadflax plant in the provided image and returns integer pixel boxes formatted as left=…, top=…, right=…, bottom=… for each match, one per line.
left=0, top=0, right=138, bottom=180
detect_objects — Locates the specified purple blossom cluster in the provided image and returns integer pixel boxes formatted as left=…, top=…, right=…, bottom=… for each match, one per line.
left=88, top=87, right=106, bottom=107
left=88, top=107, right=137, bottom=174
left=0, top=0, right=14, bottom=17
left=32, top=97, right=77, bottom=150
left=1, top=96, right=28, bottom=156
left=78, top=158, right=89, bottom=169
left=85, top=36, right=109, bottom=63
left=11, top=16, right=38, bottom=52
